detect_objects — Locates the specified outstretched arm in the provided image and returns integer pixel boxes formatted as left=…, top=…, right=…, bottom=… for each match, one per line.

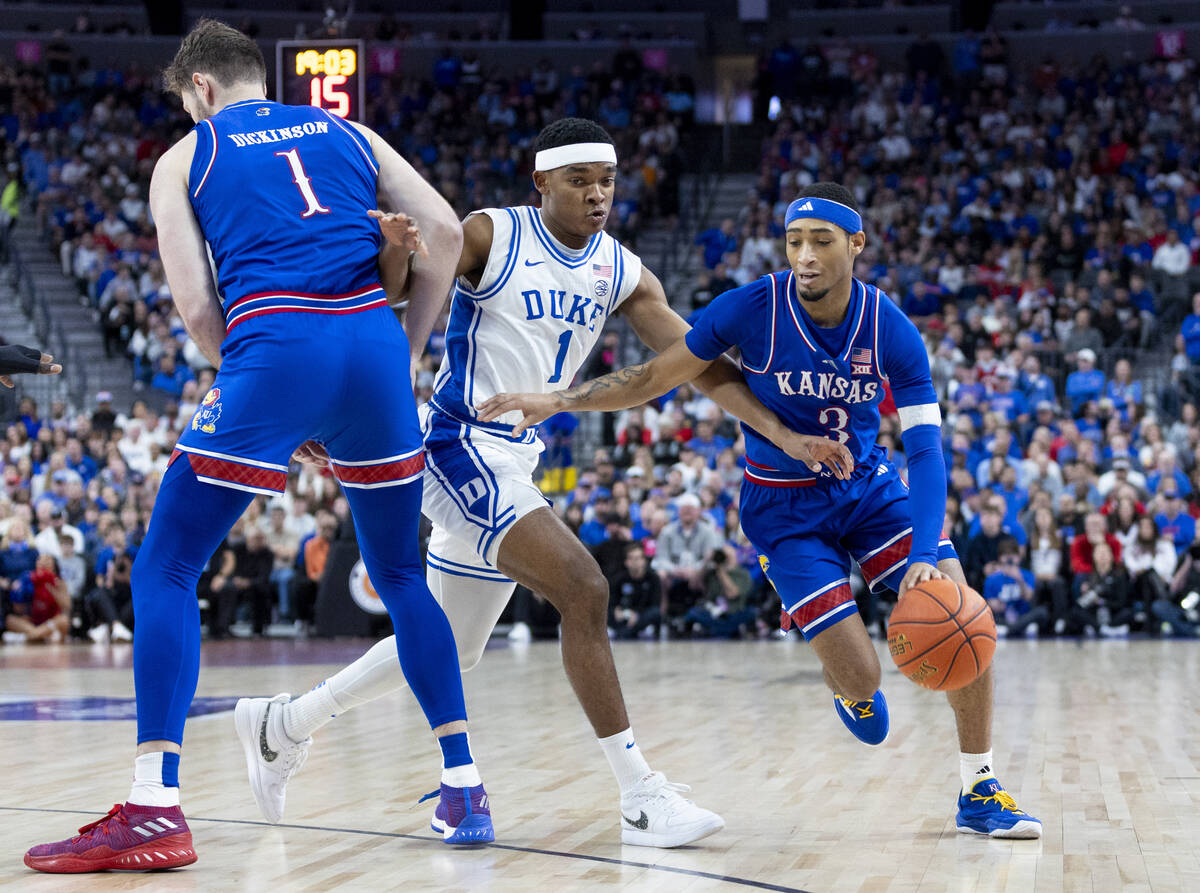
left=477, top=268, right=855, bottom=477
left=618, top=269, right=850, bottom=477
left=477, top=336, right=709, bottom=434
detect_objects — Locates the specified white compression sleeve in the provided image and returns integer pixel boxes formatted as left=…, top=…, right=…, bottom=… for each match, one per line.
left=322, top=563, right=517, bottom=709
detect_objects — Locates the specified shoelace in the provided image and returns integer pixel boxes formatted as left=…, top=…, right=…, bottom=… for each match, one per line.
left=968, top=787, right=1025, bottom=815
left=838, top=696, right=874, bottom=719
left=632, top=773, right=695, bottom=815
left=417, top=789, right=439, bottom=805
left=277, top=740, right=310, bottom=780
left=75, top=804, right=126, bottom=841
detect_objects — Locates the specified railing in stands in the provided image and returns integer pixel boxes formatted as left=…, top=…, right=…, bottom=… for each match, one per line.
left=8, top=243, right=84, bottom=412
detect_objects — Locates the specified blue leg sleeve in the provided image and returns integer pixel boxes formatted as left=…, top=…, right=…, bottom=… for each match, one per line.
left=342, top=481, right=467, bottom=729
left=133, top=459, right=254, bottom=744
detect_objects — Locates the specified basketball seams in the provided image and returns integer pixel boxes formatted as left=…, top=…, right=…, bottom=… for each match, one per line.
left=888, top=579, right=996, bottom=690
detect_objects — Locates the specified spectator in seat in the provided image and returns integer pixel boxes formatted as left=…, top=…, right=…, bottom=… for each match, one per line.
left=652, top=493, right=724, bottom=630
left=609, top=542, right=664, bottom=639
left=289, top=511, right=338, bottom=630
left=982, top=536, right=1046, bottom=637
left=1071, top=511, right=1124, bottom=575
left=1066, top=349, right=1106, bottom=415
left=1122, top=515, right=1177, bottom=608
left=683, top=545, right=758, bottom=638
left=1153, top=484, right=1195, bottom=557
left=4, top=553, right=70, bottom=643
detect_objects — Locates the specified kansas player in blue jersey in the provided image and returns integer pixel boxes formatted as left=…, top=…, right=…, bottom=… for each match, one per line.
left=24, top=21, right=492, bottom=873
left=480, top=183, right=1042, bottom=839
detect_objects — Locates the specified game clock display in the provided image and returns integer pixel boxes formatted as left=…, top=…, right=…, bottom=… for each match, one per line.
left=275, top=40, right=365, bottom=123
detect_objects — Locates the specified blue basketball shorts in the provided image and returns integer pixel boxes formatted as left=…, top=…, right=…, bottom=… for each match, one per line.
left=171, top=307, right=425, bottom=493
left=739, top=445, right=957, bottom=641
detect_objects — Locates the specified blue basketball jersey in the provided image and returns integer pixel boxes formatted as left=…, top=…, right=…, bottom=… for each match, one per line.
left=685, top=272, right=937, bottom=481
left=187, top=99, right=383, bottom=327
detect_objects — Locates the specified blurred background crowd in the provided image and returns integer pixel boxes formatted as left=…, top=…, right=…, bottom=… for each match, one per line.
left=2, top=16, right=1199, bottom=645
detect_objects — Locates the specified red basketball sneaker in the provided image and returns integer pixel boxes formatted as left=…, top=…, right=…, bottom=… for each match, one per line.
left=24, top=803, right=197, bottom=873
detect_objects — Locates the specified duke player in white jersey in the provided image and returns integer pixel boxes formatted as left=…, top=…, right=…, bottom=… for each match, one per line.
left=236, top=119, right=829, bottom=846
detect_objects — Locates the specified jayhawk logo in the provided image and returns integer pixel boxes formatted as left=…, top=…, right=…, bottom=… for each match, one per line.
left=191, top=388, right=222, bottom=434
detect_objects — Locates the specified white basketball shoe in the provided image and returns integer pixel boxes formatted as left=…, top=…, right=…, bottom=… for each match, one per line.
left=619, top=771, right=725, bottom=847
left=234, top=693, right=312, bottom=823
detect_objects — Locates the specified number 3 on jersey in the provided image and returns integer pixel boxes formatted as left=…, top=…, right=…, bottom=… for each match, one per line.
left=275, top=148, right=330, bottom=218
left=819, top=407, right=850, bottom=444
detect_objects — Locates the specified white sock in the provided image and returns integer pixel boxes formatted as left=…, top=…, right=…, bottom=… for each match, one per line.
left=598, top=728, right=653, bottom=795
left=960, top=750, right=994, bottom=792
left=442, top=763, right=482, bottom=787
left=128, top=753, right=180, bottom=808
left=282, top=681, right=345, bottom=743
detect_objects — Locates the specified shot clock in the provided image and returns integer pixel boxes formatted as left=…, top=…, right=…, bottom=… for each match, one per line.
left=275, top=40, right=365, bottom=122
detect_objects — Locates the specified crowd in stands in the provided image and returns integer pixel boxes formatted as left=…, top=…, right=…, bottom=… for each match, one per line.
left=1, top=40, right=692, bottom=403
left=0, top=386, right=365, bottom=643
left=630, top=35, right=1200, bottom=639
left=5, top=27, right=1200, bottom=645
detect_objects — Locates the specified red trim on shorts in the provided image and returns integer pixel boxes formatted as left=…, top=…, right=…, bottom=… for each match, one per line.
left=859, top=533, right=912, bottom=585
left=224, top=283, right=385, bottom=313
left=330, top=453, right=425, bottom=485
left=185, top=453, right=287, bottom=492
left=743, top=469, right=817, bottom=488
left=780, top=582, right=853, bottom=632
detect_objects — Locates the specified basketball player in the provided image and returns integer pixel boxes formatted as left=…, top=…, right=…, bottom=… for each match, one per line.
left=238, top=119, right=840, bottom=847
left=478, top=183, right=1043, bottom=839
left=24, top=21, right=494, bottom=872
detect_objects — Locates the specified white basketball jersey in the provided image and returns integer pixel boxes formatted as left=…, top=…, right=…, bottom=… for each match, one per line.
left=430, top=206, right=642, bottom=441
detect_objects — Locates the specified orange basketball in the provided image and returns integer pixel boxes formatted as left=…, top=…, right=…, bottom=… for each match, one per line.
left=887, top=578, right=996, bottom=691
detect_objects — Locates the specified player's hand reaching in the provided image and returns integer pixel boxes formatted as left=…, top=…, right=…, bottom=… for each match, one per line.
left=774, top=432, right=854, bottom=480
left=292, top=440, right=330, bottom=467
left=368, top=210, right=428, bottom=258
left=0, top=345, right=61, bottom=388
left=897, top=561, right=947, bottom=598
left=476, top=392, right=561, bottom=436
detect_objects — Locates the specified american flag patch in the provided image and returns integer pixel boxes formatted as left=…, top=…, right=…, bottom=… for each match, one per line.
left=851, top=348, right=872, bottom=365
left=592, top=263, right=612, bottom=277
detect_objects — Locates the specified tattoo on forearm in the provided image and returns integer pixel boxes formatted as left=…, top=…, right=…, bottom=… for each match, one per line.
left=560, top=363, right=650, bottom=405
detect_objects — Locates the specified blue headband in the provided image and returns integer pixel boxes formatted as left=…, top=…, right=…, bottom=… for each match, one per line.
left=786, top=196, right=863, bottom=234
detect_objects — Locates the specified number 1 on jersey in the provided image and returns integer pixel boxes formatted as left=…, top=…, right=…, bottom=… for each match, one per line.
left=275, top=148, right=330, bottom=218
left=547, top=330, right=572, bottom=384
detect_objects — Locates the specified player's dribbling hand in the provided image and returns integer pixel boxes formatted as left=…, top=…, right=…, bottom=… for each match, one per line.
left=368, top=210, right=428, bottom=258
left=898, top=561, right=946, bottom=598
left=775, top=432, right=854, bottom=480
left=292, top=440, right=330, bottom=466
left=476, top=392, right=561, bottom=435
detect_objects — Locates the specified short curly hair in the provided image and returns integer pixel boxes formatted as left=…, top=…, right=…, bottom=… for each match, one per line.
left=163, top=19, right=266, bottom=96
left=796, top=182, right=860, bottom=212
left=532, top=118, right=615, bottom=154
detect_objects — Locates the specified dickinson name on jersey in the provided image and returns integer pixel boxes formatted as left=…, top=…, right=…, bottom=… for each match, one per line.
left=225, top=121, right=330, bottom=147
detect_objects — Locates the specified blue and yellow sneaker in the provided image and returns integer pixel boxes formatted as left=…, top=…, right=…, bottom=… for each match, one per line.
left=956, top=776, right=1042, bottom=839
left=833, top=689, right=889, bottom=745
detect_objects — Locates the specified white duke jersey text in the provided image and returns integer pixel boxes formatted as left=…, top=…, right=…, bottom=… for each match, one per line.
left=430, top=206, right=642, bottom=441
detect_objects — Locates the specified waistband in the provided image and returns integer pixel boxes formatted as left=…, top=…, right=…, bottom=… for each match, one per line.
left=743, top=458, right=818, bottom=488
left=427, top=397, right=541, bottom=445
left=224, top=283, right=389, bottom=333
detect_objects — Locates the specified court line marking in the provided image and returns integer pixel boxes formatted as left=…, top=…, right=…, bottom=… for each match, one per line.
left=0, top=806, right=812, bottom=892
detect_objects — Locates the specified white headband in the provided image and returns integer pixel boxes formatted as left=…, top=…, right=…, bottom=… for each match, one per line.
left=534, top=142, right=617, bottom=171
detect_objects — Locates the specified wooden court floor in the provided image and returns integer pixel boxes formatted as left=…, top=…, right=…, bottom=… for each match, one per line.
left=0, top=636, right=1197, bottom=892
